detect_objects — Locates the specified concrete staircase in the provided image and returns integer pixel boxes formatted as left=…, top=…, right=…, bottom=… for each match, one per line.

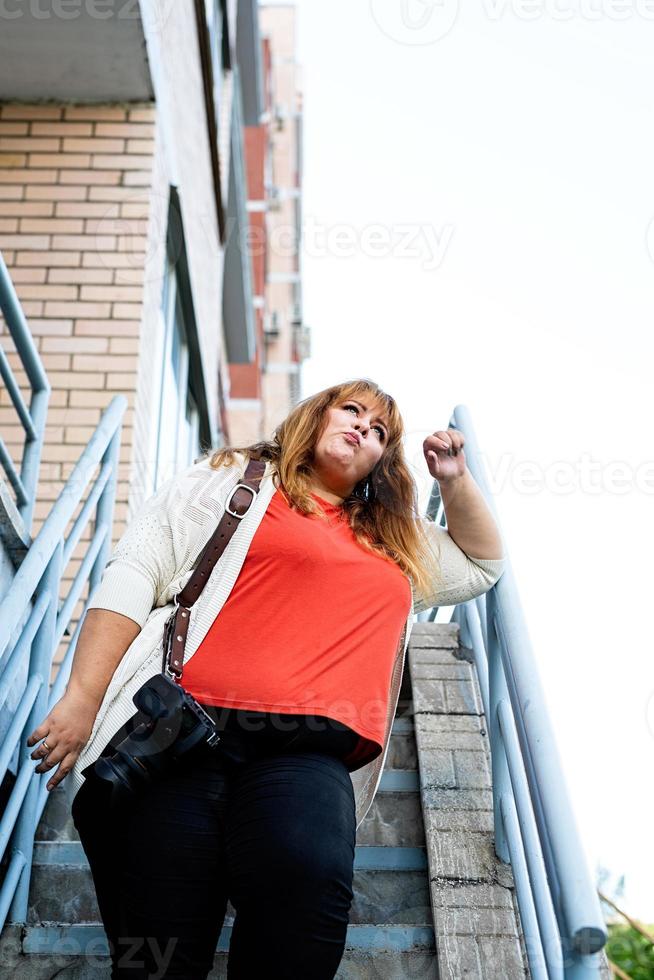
left=0, top=657, right=439, bottom=977
left=407, top=621, right=612, bottom=980
left=409, top=621, right=530, bottom=978
left=0, top=620, right=617, bottom=978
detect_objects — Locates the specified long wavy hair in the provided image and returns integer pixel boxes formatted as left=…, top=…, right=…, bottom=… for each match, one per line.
left=203, top=378, right=441, bottom=605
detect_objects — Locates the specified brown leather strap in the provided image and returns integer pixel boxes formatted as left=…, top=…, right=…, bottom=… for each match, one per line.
left=162, top=457, right=267, bottom=680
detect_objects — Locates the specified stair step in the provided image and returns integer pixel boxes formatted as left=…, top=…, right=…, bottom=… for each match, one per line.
left=390, top=717, right=414, bottom=734
left=21, top=922, right=436, bottom=956
left=32, top=841, right=427, bottom=871
left=0, top=923, right=438, bottom=979
left=385, top=732, right=417, bottom=768
left=378, top=770, right=419, bottom=792
left=23, top=719, right=431, bottom=969
left=343, top=925, right=434, bottom=952
left=33, top=840, right=85, bottom=865
left=355, top=846, right=427, bottom=871
left=356, top=792, right=425, bottom=847
left=35, top=745, right=418, bottom=842
left=28, top=847, right=432, bottom=926
left=335, top=949, right=438, bottom=979
left=349, top=872, right=432, bottom=926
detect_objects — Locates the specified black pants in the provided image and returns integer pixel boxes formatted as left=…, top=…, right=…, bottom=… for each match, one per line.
left=71, top=708, right=359, bottom=979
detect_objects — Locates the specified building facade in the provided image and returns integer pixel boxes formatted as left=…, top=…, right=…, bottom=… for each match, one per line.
left=0, top=0, right=308, bottom=681
left=259, top=3, right=310, bottom=437
left=226, top=1, right=308, bottom=444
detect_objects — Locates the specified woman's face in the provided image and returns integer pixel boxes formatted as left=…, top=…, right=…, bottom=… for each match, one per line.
left=310, top=395, right=390, bottom=497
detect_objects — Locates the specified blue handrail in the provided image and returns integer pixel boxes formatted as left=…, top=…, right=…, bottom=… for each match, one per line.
left=421, top=404, right=607, bottom=979
left=0, top=399, right=126, bottom=930
left=0, top=399, right=127, bottom=930
left=0, top=250, right=50, bottom=532
left=0, top=249, right=127, bottom=931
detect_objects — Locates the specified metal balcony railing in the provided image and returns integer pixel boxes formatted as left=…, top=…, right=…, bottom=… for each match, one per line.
left=0, top=250, right=127, bottom=930
left=420, top=404, right=608, bottom=980
left=0, top=251, right=50, bottom=535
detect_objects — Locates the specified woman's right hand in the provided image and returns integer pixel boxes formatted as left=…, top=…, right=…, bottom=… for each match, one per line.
left=26, top=689, right=99, bottom=791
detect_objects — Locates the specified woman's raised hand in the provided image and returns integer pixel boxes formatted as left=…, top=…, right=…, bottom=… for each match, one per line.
left=423, top=428, right=467, bottom=485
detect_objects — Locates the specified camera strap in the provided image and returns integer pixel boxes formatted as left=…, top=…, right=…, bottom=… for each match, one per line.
left=162, top=456, right=267, bottom=682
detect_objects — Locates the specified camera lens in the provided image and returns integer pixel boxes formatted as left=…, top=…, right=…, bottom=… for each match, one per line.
left=94, top=752, right=144, bottom=795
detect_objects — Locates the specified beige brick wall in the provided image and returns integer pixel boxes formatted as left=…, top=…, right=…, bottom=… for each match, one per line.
left=0, top=100, right=156, bottom=679
left=0, top=3, right=235, bottom=686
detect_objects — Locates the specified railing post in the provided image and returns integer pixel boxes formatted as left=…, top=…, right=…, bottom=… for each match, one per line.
left=20, top=392, right=49, bottom=534
left=89, top=425, right=122, bottom=597
left=486, top=587, right=511, bottom=864
left=0, top=249, right=50, bottom=532
left=7, top=540, right=63, bottom=924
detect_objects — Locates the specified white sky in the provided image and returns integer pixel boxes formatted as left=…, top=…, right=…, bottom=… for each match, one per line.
left=271, top=0, right=654, bottom=922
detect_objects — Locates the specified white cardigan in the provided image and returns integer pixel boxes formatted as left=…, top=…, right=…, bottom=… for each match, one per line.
left=69, top=452, right=505, bottom=829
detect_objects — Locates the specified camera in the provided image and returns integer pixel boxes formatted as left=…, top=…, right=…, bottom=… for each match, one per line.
left=84, top=672, right=221, bottom=803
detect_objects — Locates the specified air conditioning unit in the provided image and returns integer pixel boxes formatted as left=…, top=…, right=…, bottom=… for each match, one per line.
left=292, top=320, right=311, bottom=360
left=264, top=311, right=280, bottom=338
left=267, top=185, right=282, bottom=211
left=274, top=103, right=286, bottom=132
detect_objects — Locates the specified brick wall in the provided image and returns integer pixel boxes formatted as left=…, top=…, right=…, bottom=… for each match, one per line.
left=0, top=5, right=234, bottom=685
left=0, top=100, right=157, bottom=678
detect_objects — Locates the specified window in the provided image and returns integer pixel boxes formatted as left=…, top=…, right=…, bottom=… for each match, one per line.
left=152, top=253, right=202, bottom=492
left=205, top=0, right=228, bottom=117
left=180, top=388, right=201, bottom=473
left=146, top=188, right=215, bottom=495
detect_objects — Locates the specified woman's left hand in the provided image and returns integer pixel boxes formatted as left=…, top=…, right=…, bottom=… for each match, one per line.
left=423, top=428, right=467, bottom=484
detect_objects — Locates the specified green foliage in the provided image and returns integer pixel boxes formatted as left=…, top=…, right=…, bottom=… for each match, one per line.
left=606, top=923, right=654, bottom=980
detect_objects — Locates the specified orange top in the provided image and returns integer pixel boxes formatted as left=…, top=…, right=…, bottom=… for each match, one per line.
left=181, top=487, right=413, bottom=769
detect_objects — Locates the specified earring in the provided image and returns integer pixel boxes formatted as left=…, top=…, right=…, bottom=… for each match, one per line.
left=358, top=474, right=376, bottom=503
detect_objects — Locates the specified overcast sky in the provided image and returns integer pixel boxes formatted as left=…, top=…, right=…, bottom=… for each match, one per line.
left=267, top=0, right=654, bottom=921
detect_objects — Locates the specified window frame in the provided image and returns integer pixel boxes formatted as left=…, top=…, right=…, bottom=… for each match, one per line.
left=148, top=189, right=217, bottom=495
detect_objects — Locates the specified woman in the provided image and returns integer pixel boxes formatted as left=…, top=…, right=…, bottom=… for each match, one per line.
left=26, top=378, right=505, bottom=979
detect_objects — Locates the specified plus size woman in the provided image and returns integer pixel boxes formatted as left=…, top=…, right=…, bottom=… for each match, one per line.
left=26, top=378, right=505, bottom=979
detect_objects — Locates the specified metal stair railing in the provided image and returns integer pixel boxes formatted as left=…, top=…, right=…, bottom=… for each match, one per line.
left=420, top=403, right=607, bottom=980
left=0, top=249, right=127, bottom=932
left=0, top=251, right=50, bottom=536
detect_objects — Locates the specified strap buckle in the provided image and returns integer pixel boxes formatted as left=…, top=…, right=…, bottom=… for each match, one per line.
left=164, top=662, right=181, bottom=684
left=162, top=615, right=181, bottom=684
left=225, top=483, right=256, bottom=519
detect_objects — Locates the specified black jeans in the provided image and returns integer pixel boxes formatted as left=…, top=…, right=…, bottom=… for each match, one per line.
left=71, top=708, right=359, bottom=979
